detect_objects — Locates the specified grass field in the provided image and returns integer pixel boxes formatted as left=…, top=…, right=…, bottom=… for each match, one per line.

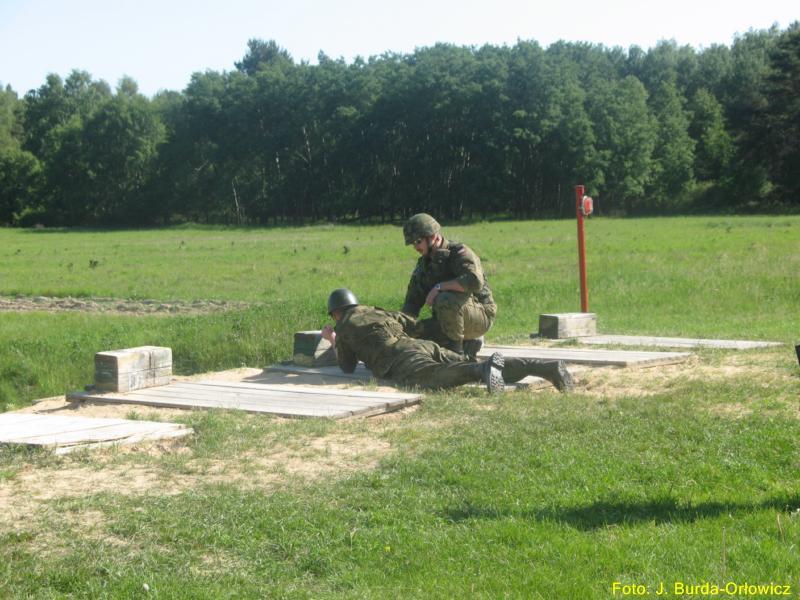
left=0, top=216, right=798, bottom=598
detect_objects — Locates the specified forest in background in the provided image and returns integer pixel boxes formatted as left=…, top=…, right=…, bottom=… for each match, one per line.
left=0, top=24, right=798, bottom=227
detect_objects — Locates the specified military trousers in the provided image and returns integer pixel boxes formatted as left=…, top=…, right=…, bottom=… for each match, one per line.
left=429, top=291, right=495, bottom=343
left=385, top=338, right=482, bottom=390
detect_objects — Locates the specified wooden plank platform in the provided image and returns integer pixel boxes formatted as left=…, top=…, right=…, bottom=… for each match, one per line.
left=265, top=363, right=552, bottom=391
left=564, top=334, right=782, bottom=350
left=0, top=413, right=192, bottom=455
left=479, top=345, right=690, bottom=367
left=68, top=380, right=421, bottom=419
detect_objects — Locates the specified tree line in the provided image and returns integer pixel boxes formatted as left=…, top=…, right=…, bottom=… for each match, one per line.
left=1, top=25, right=798, bottom=227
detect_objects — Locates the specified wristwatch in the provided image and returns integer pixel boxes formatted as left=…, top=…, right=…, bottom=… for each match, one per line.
left=434, top=283, right=442, bottom=291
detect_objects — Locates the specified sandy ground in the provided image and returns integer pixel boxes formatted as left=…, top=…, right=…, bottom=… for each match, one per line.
left=0, top=366, right=416, bottom=531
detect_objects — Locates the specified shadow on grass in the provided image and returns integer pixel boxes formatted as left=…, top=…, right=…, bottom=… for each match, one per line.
left=443, top=495, right=800, bottom=530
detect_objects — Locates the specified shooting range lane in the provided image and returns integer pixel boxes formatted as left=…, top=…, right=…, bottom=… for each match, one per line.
left=0, top=413, right=192, bottom=455
left=68, top=379, right=421, bottom=419
left=479, top=345, right=691, bottom=367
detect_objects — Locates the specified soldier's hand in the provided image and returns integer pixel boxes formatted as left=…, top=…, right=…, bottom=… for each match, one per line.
left=321, top=325, right=335, bottom=343
left=425, top=287, right=440, bottom=307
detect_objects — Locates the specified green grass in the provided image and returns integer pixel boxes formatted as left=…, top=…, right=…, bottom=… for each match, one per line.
left=0, top=216, right=799, bottom=598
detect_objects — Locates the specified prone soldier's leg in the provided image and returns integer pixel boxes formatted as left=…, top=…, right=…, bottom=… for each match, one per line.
left=387, top=339, right=502, bottom=391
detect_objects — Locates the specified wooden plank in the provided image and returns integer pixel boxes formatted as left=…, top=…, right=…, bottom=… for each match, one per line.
left=68, top=379, right=422, bottom=419
left=78, top=388, right=405, bottom=413
left=1, top=415, right=138, bottom=438
left=69, top=390, right=364, bottom=418
left=479, top=344, right=690, bottom=367
left=0, top=413, right=192, bottom=452
left=0, top=414, right=182, bottom=441
left=538, top=313, right=597, bottom=338
left=181, top=380, right=418, bottom=400
left=54, top=428, right=192, bottom=455
left=568, top=334, right=782, bottom=350
left=9, top=423, right=184, bottom=445
left=122, top=383, right=415, bottom=408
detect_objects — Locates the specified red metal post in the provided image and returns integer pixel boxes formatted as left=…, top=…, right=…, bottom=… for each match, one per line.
left=575, top=184, right=589, bottom=312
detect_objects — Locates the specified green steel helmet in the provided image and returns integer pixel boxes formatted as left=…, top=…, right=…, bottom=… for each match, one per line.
left=327, top=288, right=358, bottom=315
left=403, top=213, right=441, bottom=245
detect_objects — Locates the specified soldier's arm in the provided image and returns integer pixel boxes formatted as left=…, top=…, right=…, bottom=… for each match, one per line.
left=401, top=266, right=427, bottom=317
left=335, top=336, right=359, bottom=374
left=392, top=310, right=422, bottom=336
left=447, top=244, right=483, bottom=293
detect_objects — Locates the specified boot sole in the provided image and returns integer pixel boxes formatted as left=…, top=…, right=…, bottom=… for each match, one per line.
left=486, top=352, right=505, bottom=394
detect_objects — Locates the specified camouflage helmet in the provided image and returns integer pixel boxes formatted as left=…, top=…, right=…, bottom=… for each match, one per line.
left=327, top=288, right=358, bottom=315
left=403, top=213, right=441, bottom=245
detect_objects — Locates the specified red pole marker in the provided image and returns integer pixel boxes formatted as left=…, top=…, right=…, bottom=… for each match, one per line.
left=575, top=185, right=592, bottom=312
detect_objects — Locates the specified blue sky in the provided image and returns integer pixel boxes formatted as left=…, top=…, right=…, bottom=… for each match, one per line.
left=1, top=0, right=797, bottom=97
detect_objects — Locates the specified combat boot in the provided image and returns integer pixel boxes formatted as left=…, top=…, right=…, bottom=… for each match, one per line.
left=540, top=360, right=574, bottom=392
left=463, top=336, right=484, bottom=361
left=478, top=352, right=505, bottom=394
left=502, top=358, right=574, bottom=392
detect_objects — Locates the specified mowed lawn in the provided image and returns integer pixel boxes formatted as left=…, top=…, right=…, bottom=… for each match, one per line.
left=0, top=216, right=799, bottom=598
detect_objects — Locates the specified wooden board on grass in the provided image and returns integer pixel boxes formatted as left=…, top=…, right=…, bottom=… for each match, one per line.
left=0, top=413, right=192, bottom=455
left=480, top=345, right=691, bottom=368
left=68, top=380, right=421, bottom=419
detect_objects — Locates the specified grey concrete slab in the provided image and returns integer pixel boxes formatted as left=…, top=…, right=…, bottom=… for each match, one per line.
left=480, top=345, right=691, bottom=367
left=566, top=334, right=781, bottom=350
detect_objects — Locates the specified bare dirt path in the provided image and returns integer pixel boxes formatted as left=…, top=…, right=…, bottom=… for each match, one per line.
left=0, top=295, right=251, bottom=316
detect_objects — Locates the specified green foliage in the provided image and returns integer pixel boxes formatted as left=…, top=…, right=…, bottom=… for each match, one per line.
left=0, top=148, right=42, bottom=224
left=591, top=76, right=657, bottom=212
left=648, top=80, right=695, bottom=209
left=750, top=24, right=800, bottom=204
left=689, top=88, right=734, bottom=182
left=3, top=27, right=800, bottom=226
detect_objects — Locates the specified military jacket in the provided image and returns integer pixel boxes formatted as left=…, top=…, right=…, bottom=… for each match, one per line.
left=334, top=305, right=420, bottom=377
left=401, top=238, right=496, bottom=317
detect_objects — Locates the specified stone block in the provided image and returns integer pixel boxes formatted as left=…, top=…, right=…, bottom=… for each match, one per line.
left=95, top=346, right=172, bottom=392
left=537, top=313, right=597, bottom=339
left=293, top=331, right=337, bottom=367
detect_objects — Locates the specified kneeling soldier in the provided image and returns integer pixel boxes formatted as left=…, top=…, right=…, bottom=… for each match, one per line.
left=401, top=213, right=496, bottom=360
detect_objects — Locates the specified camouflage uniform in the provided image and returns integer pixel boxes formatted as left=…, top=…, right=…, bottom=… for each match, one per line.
left=402, top=238, right=497, bottom=347
left=334, top=305, right=488, bottom=389
left=333, top=304, right=573, bottom=391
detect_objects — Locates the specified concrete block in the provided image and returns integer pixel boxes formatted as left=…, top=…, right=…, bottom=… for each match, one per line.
left=293, top=331, right=337, bottom=367
left=538, top=313, right=597, bottom=339
left=95, top=346, right=172, bottom=392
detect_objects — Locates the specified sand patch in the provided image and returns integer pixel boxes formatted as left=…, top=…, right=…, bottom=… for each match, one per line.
left=0, top=432, right=391, bottom=531
left=578, top=350, right=795, bottom=401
